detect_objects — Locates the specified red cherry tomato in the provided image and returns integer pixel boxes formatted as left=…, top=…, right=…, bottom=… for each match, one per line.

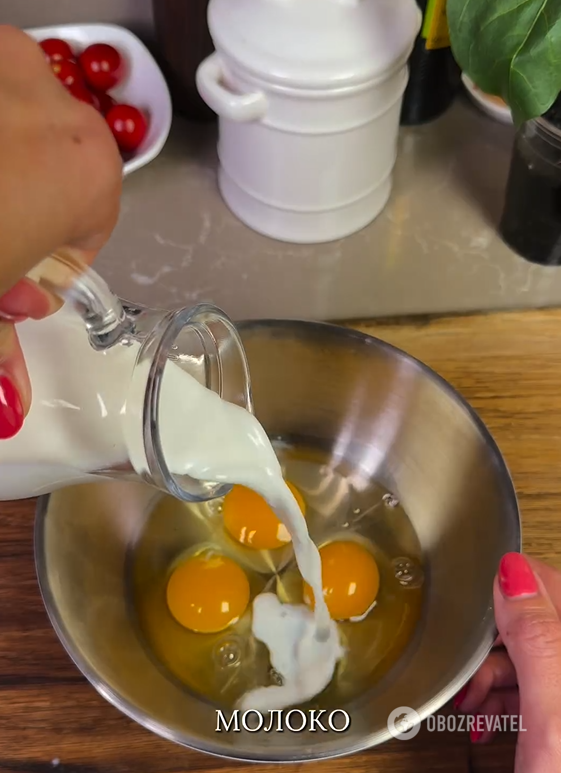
left=93, top=91, right=116, bottom=116
left=39, top=38, right=74, bottom=63
left=106, top=104, right=148, bottom=152
left=79, top=43, right=124, bottom=92
left=51, top=60, right=84, bottom=89
left=67, top=82, right=98, bottom=108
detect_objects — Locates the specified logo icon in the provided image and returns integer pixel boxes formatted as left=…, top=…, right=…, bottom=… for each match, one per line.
left=387, top=706, right=421, bottom=740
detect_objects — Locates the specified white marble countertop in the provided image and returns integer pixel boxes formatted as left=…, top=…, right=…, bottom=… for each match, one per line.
left=95, top=97, right=561, bottom=322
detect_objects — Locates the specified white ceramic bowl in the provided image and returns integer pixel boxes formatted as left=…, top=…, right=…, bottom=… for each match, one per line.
left=461, top=73, right=513, bottom=125
left=26, top=23, right=172, bottom=176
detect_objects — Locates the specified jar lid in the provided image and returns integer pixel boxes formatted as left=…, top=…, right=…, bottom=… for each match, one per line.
left=208, top=0, right=422, bottom=90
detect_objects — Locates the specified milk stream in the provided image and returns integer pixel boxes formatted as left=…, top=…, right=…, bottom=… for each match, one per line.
left=1, top=306, right=342, bottom=709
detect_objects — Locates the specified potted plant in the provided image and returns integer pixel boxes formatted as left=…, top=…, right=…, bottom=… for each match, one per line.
left=449, top=0, right=561, bottom=265
left=448, top=0, right=561, bottom=126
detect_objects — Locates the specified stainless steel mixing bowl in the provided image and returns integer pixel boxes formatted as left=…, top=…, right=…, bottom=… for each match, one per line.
left=34, top=320, right=520, bottom=762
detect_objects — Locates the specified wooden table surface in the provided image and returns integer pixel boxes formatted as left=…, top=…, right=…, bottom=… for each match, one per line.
left=3, top=307, right=561, bottom=773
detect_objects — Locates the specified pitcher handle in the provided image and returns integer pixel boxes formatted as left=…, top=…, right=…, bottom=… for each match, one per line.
left=27, top=252, right=134, bottom=350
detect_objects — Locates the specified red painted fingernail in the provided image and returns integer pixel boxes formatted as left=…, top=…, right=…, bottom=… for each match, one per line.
left=0, top=375, right=24, bottom=439
left=453, top=684, right=469, bottom=711
left=470, top=725, right=483, bottom=743
left=499, top=553, right=539, bottom=599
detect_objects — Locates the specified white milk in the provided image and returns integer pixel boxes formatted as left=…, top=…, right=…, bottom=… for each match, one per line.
left=0, top=307, right=133, bottom=499
left=2, top=305, right=342, bottom=709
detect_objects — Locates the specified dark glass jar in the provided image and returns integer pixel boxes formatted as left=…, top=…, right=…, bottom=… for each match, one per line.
left=400, top=0, right=461, bottom=125
left=500, top=111, right=561, bottom=265
left=152, top=0, right=216, bottom=121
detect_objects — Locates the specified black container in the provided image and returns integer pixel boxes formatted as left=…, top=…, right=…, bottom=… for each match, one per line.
left=500, top=105, right=561, bottom=265
left=401, top=0, right=461, bottom=126
left=152, top=0, right=215, bottom=121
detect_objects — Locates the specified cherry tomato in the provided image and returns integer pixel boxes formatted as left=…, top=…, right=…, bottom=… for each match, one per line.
left=67, top=82, right=98, bottom=108
left=93, top=90, right=116, bottom=116
left=79, top=43, right=124, bottom=92
left=39, top=38, right=74, bottom=63
left=106, top=104, right=147, bottom=152
left=51, top=60, right=84, bottom=89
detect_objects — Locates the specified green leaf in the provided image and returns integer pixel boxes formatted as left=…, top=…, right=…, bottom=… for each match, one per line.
left=447, top=0, right=561, bottom=125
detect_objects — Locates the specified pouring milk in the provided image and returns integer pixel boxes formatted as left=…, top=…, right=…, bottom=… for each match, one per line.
left=0, top=304, right=342, bottom=710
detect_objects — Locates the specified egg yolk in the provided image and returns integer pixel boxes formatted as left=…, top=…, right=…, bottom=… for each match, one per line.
left=223, top=482, right=305, bottom=550
left=303, top=540, right=380, bottom=621
left=166, top=552, right=250, bottom=633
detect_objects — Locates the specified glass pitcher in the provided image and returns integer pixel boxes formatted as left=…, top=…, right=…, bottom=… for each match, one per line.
left=0, top=252, right=252, bottom=502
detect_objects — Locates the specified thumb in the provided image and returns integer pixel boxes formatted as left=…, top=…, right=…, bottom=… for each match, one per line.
left=495, top=552, right=561, bottom=772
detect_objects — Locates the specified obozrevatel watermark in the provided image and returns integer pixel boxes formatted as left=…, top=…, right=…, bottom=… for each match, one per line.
left=387, top=706, right=527, bottom=741
left=215, top=709, right=351, bottom=733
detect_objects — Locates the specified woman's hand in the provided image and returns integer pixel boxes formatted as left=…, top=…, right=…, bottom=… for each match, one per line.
left=455, top=553, right=561, bottom=772
left=0, top=25, right=122, bottom=436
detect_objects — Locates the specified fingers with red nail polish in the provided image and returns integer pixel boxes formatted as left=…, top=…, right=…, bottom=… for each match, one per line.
left=0, top=324, right=30, bottom=439
left=453, top=683, right=469, bottom=711
left=470, top=722, right=483, bottom=744
left=455, top=650, right=517, bottom=716
left=499, top=553, right=539, bottom=599
left=493, top=553, right=561, bottom=771
left=0, top=271, right=65, bottom=438
left=467, top=691, right=521, bottom=746
left=0, top=324, right=28, bottom=438
left=0, top=373, right=23, bottom=439
left=464, top=556, right=561, bottom=767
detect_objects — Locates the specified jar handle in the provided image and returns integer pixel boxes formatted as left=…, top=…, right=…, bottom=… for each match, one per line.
left=196, top=54, right=268, bottom=122
left=26, top=252, right=134, bottom=350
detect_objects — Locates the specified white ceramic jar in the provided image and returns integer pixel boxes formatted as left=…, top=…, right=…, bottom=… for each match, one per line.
left=196, top=0, right=421, bottom=244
